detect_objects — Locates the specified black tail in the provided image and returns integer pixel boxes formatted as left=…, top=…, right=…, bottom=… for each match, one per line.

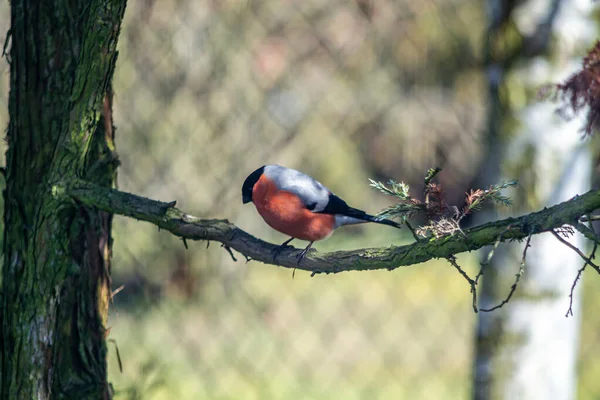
left=344, top=207, right=402, bottom=229
left=319, top=193, right=402, bottom=229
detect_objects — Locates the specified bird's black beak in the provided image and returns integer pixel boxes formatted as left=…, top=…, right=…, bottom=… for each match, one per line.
left=242, top=191, right=252, bottom=204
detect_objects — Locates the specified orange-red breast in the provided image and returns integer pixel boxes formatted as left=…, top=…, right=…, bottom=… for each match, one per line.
left=242, top=165, right=401, bottom=263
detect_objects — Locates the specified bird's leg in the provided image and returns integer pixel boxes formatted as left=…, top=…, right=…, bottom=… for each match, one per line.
left=272, top=237, right=295, bottom=260
left=297, top=241, right=314, bottom=265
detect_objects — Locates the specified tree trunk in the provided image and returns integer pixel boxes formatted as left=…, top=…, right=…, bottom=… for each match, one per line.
left=0, top=1, right=126, bottom=398
left=473, top=1, right=594, bottom=399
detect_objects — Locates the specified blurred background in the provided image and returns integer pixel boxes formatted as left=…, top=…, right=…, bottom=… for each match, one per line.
left=1, top=0, right=600, bottom=399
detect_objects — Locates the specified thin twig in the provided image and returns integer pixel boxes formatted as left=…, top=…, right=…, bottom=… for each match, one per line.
left=447, top=256, right=478, bottom=313
left=110, top=284, right=125, bottom=299
left=566, top=222, right=599, bottom=317
left=221, top=244, right=237, bottom=262
left=109, top=284, right=124, bottom=322
left=477, top=225, right=512, bottom=285
left=566, top=242, right=597, bottom=317
left=404, top=220, right=420, bottom=241
left=551, top=230, right=600, bottom=274
left=477, top=238, right=500, bottom=284
left=108, top=339, right=123, bottom=373
left=566, top=266, right=585, bottom=318
left=480, top=234, right=532, bottom=312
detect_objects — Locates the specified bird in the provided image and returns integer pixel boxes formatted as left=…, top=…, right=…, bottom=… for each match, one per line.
left=242, top=164, right=401, bottom=264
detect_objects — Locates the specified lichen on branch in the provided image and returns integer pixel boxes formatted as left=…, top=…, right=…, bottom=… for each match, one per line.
left=58, top=179, right=600, bottom=276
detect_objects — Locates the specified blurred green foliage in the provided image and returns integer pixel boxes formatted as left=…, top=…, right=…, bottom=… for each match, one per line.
left=0, top=0, right=599, bottom=399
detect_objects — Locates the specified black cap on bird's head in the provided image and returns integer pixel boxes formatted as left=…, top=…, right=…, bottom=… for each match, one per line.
left=242, top=166, right=265, bottom=204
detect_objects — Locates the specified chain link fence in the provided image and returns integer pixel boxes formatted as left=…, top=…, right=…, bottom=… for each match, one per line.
left=1, top=1, right=599, bottom=399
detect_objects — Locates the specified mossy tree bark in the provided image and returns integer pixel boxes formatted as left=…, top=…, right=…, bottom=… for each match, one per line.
left=0, top=1, right=126, bottom=398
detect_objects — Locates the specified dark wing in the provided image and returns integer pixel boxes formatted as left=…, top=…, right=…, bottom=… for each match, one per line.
left=319, top=192, right=402, bottom=228
left=318, top=193, right=370, bottom=219
left=318, top=193, right=351, bottom=214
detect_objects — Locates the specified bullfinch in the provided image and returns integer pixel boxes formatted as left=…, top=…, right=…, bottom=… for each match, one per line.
left=242, top=164, right=401, bottom=263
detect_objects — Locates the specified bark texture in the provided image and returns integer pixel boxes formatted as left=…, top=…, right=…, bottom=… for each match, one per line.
left=55, top=179, right=600, bottom=274
left=1, top=1, right=126, bottom=398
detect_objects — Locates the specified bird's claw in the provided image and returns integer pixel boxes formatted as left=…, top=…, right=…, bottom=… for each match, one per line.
left=295, top=241, right=315, bottom=265
left=271, top=243, right=292, bottom=261
left=296, top=247, right=313, bottom=265
left=272, top=237, right=295, bottom=261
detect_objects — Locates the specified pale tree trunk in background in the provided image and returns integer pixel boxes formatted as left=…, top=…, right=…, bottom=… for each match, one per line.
left=473, top=1, right=595, bottom=399
left=0, top=1, right=126, bottom=398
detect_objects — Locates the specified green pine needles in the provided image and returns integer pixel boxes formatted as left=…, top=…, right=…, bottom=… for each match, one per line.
left=370, top=169, right=518, bottom=238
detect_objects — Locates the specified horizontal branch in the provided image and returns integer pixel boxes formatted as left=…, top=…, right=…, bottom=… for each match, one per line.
left=56, top=179, right=600, bottom=275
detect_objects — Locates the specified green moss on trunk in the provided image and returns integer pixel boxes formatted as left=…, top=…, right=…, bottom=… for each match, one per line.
left=1, top=2, right=126, bottom=399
